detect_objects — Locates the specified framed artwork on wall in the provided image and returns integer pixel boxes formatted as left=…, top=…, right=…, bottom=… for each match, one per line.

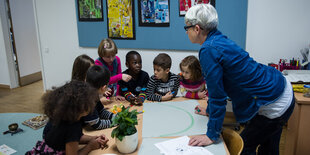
left=78, top=0, right=103, bottom=21
left=138, top=0, right=170, bottom=27
left=179, top=0, right=215, bottom=16
left=106, top=0, right=135, bottom=39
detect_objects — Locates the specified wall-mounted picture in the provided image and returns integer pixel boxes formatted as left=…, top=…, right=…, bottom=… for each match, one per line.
left=138, top=0, right=170, bottom=27
left=106, top=0, right=135, bottom=39
left=78, top=0, right=103, bottom=21
left=179, top=0, right=215, bottom=16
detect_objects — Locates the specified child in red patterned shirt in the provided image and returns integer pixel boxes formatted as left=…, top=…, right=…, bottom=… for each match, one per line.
left=179, top=55, right=208, bottom=99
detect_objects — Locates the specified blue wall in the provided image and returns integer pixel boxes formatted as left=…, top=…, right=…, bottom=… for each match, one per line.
left=76, top=0, right=248, bottom=50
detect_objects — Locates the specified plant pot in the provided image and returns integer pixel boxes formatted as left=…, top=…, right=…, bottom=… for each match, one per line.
left=115, top=131, right=138, bottom=154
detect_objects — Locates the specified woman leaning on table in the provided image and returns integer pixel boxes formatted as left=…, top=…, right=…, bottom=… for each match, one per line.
left=184, top=4, right=294, bottom=155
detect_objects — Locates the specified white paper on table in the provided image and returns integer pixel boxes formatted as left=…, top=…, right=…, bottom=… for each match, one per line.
left=154, top=136, right=213, bottom=155
left=0, top=144, right=17, bottom=155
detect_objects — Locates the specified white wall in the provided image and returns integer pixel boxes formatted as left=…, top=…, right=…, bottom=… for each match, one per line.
left=246, top=0, right=310, bottom=64
left=34, top=0, right=197, bottom=90
left=0, top=0, right=18, bottom=88
left=0, top=13, right=10, bottom=86
left=33, top=0, right=310, bottom=90
left=10, top=0, right=41, bottom=77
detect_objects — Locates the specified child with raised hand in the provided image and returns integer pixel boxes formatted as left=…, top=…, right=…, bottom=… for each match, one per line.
left=95, top=38, right=132, bottom=100
left=71, top=54, right=111, bottom=104
left=146, top=53, right=180, bottom=102
left=82, top=65, right=116, bottom=130
left=26, top=81, right=109, bottom=155
left=179, top=55, right=208, bottom=99
left=118, top=51, right=149, bottom=105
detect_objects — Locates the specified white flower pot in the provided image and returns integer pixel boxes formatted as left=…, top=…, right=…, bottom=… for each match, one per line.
left=115, top=131, right=138, bottom=154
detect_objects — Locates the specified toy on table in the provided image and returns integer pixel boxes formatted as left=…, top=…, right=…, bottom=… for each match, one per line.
left=22, top=115, right=48, bottom=130
left=3, top=123, right=24, bottom=136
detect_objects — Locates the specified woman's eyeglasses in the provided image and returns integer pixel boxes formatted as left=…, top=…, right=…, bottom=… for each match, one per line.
left=184, top=25, right=195, bottom=31
left=184, top=25, right=204, bottom=31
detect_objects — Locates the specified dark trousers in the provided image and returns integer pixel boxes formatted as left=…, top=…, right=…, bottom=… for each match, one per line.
left=240, top=95, right=295, bottom=155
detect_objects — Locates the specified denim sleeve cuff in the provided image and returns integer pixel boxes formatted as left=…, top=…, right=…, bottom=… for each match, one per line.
left=206, top=129, right=220, bottom=141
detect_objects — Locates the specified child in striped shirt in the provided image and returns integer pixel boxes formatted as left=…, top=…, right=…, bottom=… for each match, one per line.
left=146, top=53, right=180, bottom=102
left=179, top=55, right=208, bottom=99
left=81, top=65, right=115, bottom=130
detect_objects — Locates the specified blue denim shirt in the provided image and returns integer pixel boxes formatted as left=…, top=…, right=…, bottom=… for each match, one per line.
left=199, top=29, right=285, bottom=141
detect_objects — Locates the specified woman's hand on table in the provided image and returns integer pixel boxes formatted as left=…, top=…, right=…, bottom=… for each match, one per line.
left=194, top=105, right=209, bottom=116
left=188, top=135, right=214, bottom=146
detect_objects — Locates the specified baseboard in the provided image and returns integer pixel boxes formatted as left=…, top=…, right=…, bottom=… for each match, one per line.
left=0, top=84, right=10, bottom=89
left=20, top=71, right=42, bottom=86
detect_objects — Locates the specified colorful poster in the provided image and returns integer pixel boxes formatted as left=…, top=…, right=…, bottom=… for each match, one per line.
left=78, top=0, right=103, bottom=21
left=107, top=0, right=135, bottom=39
left=179, top=0, right=215, bottom=16
left=138, top=0, right=170, bottom=27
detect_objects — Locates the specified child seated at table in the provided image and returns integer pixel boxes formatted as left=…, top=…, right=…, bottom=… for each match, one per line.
left=118, top=51, right=149, bottom=105
left=179, top=55, right=208, bottom=99
left=26, top=81, right=108, bottom=154
left=81, top=65, right=116, bottom=130
left=146, top=53, right=180, bottom=102
left=95, top=38, right=132, bottom=100
left=71, top=54, right=112, bottom=104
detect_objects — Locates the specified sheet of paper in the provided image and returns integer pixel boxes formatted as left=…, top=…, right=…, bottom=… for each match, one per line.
left=0, top=144, right=17, bottom=155
left=154, top=136, right=213, bottom=155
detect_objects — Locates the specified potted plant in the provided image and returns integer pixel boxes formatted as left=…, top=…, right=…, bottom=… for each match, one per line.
left=111, top=105, right=139, bottom=153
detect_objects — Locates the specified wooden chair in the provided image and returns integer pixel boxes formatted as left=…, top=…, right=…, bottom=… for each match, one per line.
left=222, top=128, right=244, bottom=155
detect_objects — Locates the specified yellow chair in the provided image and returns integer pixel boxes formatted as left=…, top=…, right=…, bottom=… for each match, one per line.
left=222, top=128, right=244, bottom=155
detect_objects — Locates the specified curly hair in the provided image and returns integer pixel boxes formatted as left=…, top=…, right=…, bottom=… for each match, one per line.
left=126, top=50, right=141, bottom=63
left=179, top=55, right=203, bottom=82
left=42, top=80, right=98, bottom=125
left=71, top=54, right=94, bottom=81
left=98, top=38, right=118, bottom=58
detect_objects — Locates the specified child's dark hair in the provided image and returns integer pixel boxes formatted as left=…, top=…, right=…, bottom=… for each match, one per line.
left=98, top=38, right=118, bottom=58
left=179, top=55, right=203, bottom=81
left=153, top=53, right=171, bottom=70
left=71, top=54, right=94, bottom=81
left=126, top=50, right=141, bottom=63
left=42, top=80, right=98, bottom=125
left=86, top=65, right=111, bottom=89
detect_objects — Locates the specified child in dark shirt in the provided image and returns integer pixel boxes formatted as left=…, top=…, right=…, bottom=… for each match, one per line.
left=146, top=53, right=180, bottom=102
left=71, top=54, right=112, bottom=104
left=82, top=65, right=116, bottom=130
left=26, top=81, right=108, bottom=154
left=118, top=51, right=149, bottom=105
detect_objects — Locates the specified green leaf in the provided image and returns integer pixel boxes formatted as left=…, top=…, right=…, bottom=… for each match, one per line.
left=111, top=106, right=138, bottom=141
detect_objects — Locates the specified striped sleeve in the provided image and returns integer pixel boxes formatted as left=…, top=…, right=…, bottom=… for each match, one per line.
left=171, top=73, right=180, bottom=98
left=146, top=76, right=162, bottom=101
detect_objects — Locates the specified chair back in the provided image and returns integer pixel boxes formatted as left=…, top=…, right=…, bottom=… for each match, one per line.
left=222, top=128, right=244, bottom=155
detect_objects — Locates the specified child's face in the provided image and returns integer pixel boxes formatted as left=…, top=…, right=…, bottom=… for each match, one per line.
left=126, top=54, right=142, bottom=75
left=102, top=55, right=116, bottom=65
left=153, top=65, right=169, bottom=80
left=181, top=65, right=192, bottom=80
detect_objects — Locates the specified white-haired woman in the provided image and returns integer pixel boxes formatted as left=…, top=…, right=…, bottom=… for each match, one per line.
left=185, top=4, right=294, bottom=155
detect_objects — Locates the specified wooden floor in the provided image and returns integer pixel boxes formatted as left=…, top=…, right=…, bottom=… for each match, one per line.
left=0, top=80, right=44, bottom=113
left=0, top=80, right=287, bottom=154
